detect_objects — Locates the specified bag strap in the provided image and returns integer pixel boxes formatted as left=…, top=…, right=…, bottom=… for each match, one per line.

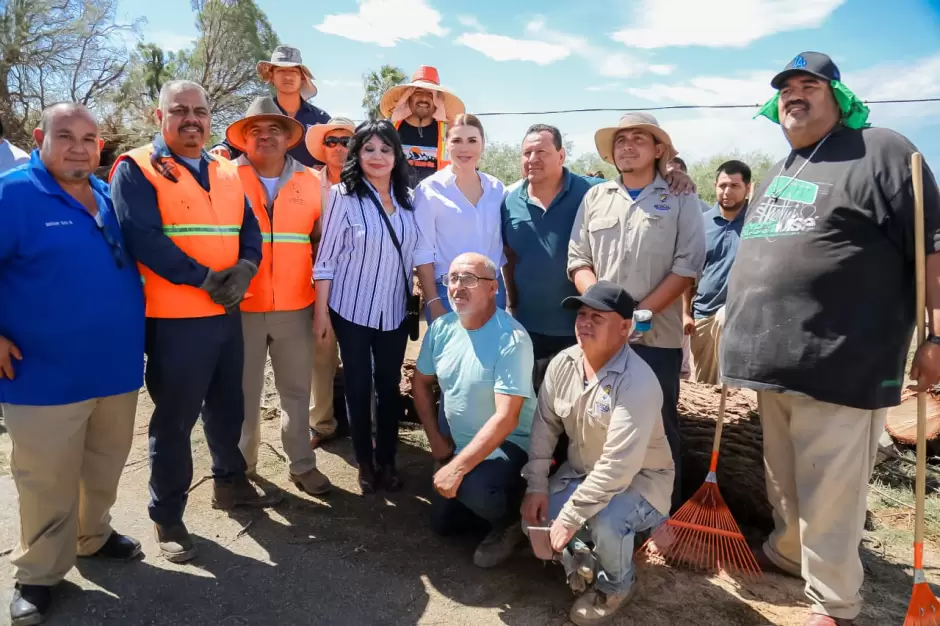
left=360, top=186, right=411, bottom=298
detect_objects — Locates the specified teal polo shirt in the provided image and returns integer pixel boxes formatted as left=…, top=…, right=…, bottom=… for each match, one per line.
left=501, top=169, right=603, bottom=336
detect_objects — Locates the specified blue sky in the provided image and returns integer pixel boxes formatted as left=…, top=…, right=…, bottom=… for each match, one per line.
left=119, top=0, right=940, bottom=167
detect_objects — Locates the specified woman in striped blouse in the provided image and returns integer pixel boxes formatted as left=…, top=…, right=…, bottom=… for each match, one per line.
left=313, top=120, right=437, bottom=493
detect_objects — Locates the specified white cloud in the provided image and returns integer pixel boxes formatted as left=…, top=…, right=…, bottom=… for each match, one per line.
left=586, top=83, right=622, bottom=92
left=626, top=72, right=773, bottom=106
left=314, top=0, right=447, bottom=47
left=455, top=32, right=570, bottom=65
left=457, top=14, right=483, bottom=30
left=612, top=0, right=845, bottom=49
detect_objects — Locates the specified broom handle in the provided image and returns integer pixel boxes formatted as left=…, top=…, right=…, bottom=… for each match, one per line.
left=708, top=384, right=728, bottom=474
left=913, top=151, right=927, bottom=565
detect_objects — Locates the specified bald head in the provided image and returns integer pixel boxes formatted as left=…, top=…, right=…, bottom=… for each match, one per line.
left=33, top=102, right=101, bottom=184
left=450, top=252, right=497, bottom=279
left=156, top=80, right=211, bottom=158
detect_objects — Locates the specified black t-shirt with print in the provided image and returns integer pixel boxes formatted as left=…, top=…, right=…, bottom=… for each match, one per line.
left=396, top=120, right=439, bottom=184
left=720, top=125, right=940, bottom=410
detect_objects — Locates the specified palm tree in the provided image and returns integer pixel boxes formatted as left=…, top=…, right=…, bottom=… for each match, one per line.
left=362, top=65, right=406, bottom=121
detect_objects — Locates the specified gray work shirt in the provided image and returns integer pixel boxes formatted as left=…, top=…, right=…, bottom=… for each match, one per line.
left=567, top=174, right=707, bottom=349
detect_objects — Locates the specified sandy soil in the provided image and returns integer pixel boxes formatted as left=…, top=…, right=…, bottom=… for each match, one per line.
left=0, top=359, right=937, bottom=625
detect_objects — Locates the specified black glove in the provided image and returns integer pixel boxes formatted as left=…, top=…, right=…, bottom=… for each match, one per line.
left=200, top=267, right=234, bottom=302
left=212, top=260, right=257, bottom=309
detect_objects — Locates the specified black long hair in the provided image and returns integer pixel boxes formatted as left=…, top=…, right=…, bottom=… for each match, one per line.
left=340, top=120, right=413, bottom=210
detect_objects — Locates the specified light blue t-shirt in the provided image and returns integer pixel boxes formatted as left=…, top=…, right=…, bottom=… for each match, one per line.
left=416, top=308, right=536, bottom=453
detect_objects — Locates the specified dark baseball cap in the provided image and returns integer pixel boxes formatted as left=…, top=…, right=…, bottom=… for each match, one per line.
left=770, top=51, right=841, bottom=89
left=562, top=281, right=636, bottom=320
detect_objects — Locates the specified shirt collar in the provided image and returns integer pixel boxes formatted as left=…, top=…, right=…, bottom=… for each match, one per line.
left=708, top=201, right=749, bottom=224
left=235, top=153, right=305, bottom=175
left=25, top=149, right=108, bottom=201
left=151, top=133, right=214, bottom=165
left=600, top=173, right=667, bottom=203
left=519, top=167, right=572, bottom=205
left=559, top=341, right=631, bottom=388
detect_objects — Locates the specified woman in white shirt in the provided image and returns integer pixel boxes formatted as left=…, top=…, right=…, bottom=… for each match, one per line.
left=313, top=120, right=437, bottom=493
left=413, top=114, right=506, bottom=322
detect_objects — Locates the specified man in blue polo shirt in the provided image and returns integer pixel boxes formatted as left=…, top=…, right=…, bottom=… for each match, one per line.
left=681, top=160, right=750, bottom=384
left=0, top=103, right=145, bottom=626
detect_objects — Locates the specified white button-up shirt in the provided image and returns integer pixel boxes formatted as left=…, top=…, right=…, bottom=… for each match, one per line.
left=413, top=167, right=507, bottom=279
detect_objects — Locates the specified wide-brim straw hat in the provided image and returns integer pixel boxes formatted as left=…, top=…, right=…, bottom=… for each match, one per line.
left=305, top=117, right=356, bottom=163
left=257, top=45, right=317, bottom=99
left=379, top=65, right=465, bottom=120
left=225, top=96, right=305, bottom=153
left=594, top=112, right=677, bottom=178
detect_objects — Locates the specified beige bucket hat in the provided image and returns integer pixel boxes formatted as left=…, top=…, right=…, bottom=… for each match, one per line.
left=379, top=66, right=465, bottom=122
left=594, top=112, right=677, bottom=178
left=257, top=45, right=317, bottom=100
left=225, top=97, right=305, bottom=153
left=305, top=117, right=357, bottom=163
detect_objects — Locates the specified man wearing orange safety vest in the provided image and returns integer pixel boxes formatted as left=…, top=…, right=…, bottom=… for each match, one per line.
left=380, top=66, right=465, bottom=185
left=110, top=80, right=280, bottom=566
left=224, top=97, right=332, bottom=496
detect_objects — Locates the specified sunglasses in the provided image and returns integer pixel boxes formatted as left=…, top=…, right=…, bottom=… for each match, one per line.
left=324, top=137, right=350, bottom=148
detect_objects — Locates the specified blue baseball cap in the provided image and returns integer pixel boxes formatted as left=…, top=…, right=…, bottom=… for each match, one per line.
left=771, top=52, right=841, bottom=90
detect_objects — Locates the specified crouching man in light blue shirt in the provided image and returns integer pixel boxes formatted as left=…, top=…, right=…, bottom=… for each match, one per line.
left=413, top=252, right=536, bottom=569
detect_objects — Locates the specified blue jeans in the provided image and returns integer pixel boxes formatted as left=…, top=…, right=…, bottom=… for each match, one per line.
left=430, top=440, right=528, bottom=534
left=549, top=479, right=667, bottom=595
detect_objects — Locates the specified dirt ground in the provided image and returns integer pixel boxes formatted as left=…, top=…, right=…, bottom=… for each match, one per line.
left=0, top=356, right=938, bottom=625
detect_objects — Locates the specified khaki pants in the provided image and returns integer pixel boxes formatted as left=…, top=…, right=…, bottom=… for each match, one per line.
left=758, top=391, right=887, bottom=620
left=3, top=391, right=138, bottom=585
left=309, top=334, right=340, bottom=437
left=690, top=306, right=724, bottom=385
left=240, top=307, right=317, bottom=476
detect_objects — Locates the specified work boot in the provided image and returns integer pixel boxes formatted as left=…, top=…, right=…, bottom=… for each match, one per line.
left=569, top=587, right=635, bottom=626
left=154, top=523, right=198, bottom=564
left=804, top=613, right=854, bottom=626
left=376, top=465, right=403, bottom=492
left=212, top=475, right=283, bottom=510
left=752, top=545, right=802, bottom=580
left=10, top=583, right=51, bottom=626
left=289, top=468, right=332, bottom=496
left=81, top=531, right=142, bottom=561
left=473, top=522, right=524, bottom=569
left=358, top=464, right=378, bottom=494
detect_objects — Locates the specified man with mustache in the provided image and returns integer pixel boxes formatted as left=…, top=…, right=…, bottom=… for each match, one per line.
left=568, top=113, right=706, bottom=513
left=225, top=97, right=332, bottom=496
left=210, top=46, right=330, bottom=167
left=2, top=103, right=144, bottom=625
left=412, top=253, right=536, bottom=569
left=380, top=66, right=465, bottom=184
left=720, top=52, right=940, bottom=626
left=110, top=80, right=279, bottom=566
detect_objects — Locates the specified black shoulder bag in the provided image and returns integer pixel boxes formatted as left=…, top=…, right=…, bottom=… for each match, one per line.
left=362, top=187, right=420, bottom=340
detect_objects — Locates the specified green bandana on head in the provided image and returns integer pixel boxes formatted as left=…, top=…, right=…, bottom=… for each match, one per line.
left=755, top=80, right=871, bottom=129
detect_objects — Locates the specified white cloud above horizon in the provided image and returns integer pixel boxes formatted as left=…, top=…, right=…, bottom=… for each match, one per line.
left=136, top=29, right=196, bottom=53
left=612, top=0, right=846, bottom=49
left=455, top=32, right=571, bottom=65
left=314, top=0, right=447, bottom=47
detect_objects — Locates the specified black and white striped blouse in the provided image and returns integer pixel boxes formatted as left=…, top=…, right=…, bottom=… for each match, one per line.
left=314, top=181, right=434, bottom=330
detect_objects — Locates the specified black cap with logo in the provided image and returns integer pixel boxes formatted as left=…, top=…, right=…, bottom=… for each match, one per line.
left=771, top=51, right=841, bottom=90
left=562, top=281, right=636, bottom=320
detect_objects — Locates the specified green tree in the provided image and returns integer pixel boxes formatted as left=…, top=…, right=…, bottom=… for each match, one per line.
left=568, top=152, right=617, bottom=179
left=108, top=42, right=181, bottom=153
left=688, top=150, right=776, bottom=205
left=362, top=65, right=406, bottom=121
left=478, top=142, right=522, bottom=185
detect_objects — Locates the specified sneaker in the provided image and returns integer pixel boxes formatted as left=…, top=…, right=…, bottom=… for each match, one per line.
left=82, top=531, right=142, bottom=561
left=289, top=468, right=332, bottom=496
left=10, top=583, right=51, bottom=626
left=212, top=475, right=283, bottom=510
left=154, top=523, right=198, bottom=564
left=569, top=588, right=635, bottom=626
left=473, top=522, right=524, bottom=569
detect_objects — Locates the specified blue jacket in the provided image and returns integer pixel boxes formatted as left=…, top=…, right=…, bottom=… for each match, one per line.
left=0, top=151, right=145, bottom=405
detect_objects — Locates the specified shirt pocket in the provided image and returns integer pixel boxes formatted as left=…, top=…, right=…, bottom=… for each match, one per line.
left=629, top=210, right=670, bottom=249
left=587, top=216, right=621, bottom=273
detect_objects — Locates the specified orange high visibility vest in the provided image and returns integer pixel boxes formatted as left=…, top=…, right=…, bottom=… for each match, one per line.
left=237, top=161, right=320, bottom=313
left=109, top=145, right=244, bottom=319
left=394, top=120, right=450, bottom=172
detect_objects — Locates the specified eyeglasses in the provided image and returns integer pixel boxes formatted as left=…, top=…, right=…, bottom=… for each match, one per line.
left=442, top=273, right=496, bottom=289
left=96, top=222, right=125, bottom=269
left=324, top=137, right=350, bottom=148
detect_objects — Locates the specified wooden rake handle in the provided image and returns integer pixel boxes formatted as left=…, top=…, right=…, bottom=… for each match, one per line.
left=708, top=384, right=728, bottom=474
left=913, top=152, right=928, bottom=563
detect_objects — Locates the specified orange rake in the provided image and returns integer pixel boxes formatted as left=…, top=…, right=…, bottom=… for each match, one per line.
left=905, top=151, right=940, bottom=625
left=641, top=384, right=761, bottom=578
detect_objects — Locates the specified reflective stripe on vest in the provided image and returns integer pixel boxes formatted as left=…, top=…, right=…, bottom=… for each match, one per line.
left=109, top=145, right=245, bottom=319
left=238, top=163, right=320, bottom=313
left=394, top=120, right=450, bottom=171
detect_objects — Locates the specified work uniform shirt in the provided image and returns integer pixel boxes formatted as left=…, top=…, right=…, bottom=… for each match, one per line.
left=397, top=120, right=439, bottom=184
left=522, top=343, right=673, bottom=527
left=721, top=125, right=940, bottom=410
left=501, top=169, right=603, bottom=337
left=692, top=204, right=746, bottom=319
left=212, top=97, right=331, bottom=167
left=0, top=151, right=145, bottom=405
left=567, top=175, right=706, bottom=349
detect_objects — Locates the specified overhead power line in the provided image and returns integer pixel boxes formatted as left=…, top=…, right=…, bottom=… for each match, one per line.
left=472, top=97, right=940, bottom=117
